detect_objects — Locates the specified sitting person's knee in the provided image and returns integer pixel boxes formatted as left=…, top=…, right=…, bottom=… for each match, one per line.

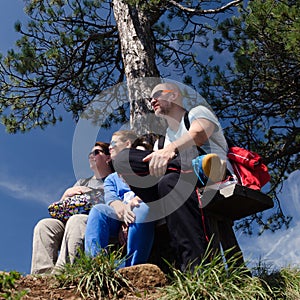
left=66, top=214, right=88, bottom=225
left=35, top=218, right=62, bottom=230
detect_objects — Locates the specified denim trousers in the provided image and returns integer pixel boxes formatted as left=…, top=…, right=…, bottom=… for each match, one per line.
left=84, top=203, right=155, bottom=267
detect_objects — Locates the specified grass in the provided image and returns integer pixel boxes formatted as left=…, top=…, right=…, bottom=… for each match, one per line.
left=253, top=261, right=300, bottom=300
left=159, top=249, right=300, bottom=300
left=3, top=244, right=300, bottom=299
left=55, top=246, right=132, bottom=299
left=159, top=248, right=271, bottom=300
left=0, top=271, right=28, bottom=300
left=50, top=247, right=300, bottom=299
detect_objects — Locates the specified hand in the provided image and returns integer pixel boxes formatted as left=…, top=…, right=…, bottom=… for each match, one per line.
left=123, top=203, right=136, bottom=226
left=110, top=200, right=126, bottom=221
left=61, top=186, right=92, bottom=200
left=129, top=196, right=142, bottom=209
left=143, top=144, right=177, bottom=177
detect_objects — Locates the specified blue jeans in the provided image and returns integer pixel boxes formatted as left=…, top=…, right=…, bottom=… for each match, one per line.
left=84, top=203, right=154, bottom=267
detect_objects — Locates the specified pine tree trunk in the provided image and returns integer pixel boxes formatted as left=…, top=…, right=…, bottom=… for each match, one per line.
left=112, top=0, right=164, bottom=134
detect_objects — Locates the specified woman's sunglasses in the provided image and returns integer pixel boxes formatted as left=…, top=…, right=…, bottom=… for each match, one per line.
left=88, top=149, right=105, bottom=157
left=109, top=140, right=118, bottom=148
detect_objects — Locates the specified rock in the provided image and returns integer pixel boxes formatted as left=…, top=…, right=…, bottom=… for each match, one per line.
left=118, top=263, right=167, bottom=290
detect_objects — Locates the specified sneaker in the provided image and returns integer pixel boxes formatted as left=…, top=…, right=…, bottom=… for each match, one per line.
left=192, top=153, right=226, bottom=185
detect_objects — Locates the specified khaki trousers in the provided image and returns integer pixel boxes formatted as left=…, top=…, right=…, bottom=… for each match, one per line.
left=30, top=214, right=88, bottom=274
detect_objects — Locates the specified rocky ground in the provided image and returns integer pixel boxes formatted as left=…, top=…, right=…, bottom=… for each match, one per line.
left=13, top=264, right=168, bottom=300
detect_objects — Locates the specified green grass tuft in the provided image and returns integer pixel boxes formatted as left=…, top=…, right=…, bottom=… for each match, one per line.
left=55, top=246, right=132, bottom=299
left=159, top=248, right=272, bottom=300
left=52, top=246, right=300, bottom=300
left=254, top=261, right=300, bottom=300
left=0, top=271, right=28, bottom=300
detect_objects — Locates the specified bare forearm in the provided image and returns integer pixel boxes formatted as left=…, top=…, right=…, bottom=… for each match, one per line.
left=59, top=186, right=91, bottom=201
left=143, top=118, right=215, bottom=177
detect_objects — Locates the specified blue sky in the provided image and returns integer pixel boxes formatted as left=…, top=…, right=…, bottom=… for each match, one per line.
left=0, top=0, right=112, bottom=273
left=0, top=0, right=299, bottom=275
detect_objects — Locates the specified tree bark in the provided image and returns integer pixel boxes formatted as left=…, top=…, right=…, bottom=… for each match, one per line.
left=112, top=0, right=164, bottom=134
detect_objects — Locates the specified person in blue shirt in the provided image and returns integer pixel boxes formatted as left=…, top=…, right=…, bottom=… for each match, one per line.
left=84, top=130, right=155, bottom=267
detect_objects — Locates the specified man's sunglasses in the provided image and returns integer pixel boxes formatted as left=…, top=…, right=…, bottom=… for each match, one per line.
left=151, top=89, right=173, bottom=99
left=88, top=149, right=105, bottom=157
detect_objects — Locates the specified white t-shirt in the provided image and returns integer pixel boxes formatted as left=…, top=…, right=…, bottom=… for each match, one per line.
left=155, top=105, right=232, bottom=171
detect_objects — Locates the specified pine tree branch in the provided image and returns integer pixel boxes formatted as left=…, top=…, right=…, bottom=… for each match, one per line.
left=168, top=0, right=242, bottom=15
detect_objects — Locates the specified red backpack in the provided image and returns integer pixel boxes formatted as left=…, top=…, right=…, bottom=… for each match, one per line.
left=158, top=111, right=271, bottom=191
left=227, top=146, right=270, bottom=191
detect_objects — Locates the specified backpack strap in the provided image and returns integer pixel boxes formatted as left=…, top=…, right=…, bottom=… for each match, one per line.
left=158, top=135, right=165, bottom=150
left=157, top=110, right=206, bottom=155
left=157, top=111, right=189, bottom=150
left=183, top=110, right=190, bottom=130
left=157, top=111, right=191, bottom=149
left=184, top=110, right=232, bottom=181
left=184, top=111, right=206, bottom=155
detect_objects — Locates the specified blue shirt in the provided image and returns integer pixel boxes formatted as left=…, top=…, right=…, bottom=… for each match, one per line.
left=104, top=172, right=131, bottom=206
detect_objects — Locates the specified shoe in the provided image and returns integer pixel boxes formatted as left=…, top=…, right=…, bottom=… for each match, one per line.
left=192, top=153, right=226, bottom=185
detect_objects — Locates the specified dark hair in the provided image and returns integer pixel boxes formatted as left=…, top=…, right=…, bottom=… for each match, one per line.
left=131, top=133, right=159, bottom=151
left=94, top=141, right=114, bottom=172
left=95, top=141, right=110, bottom=155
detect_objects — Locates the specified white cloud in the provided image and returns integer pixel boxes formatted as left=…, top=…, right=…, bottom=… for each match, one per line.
left=0, top=173, right=61, bottom=205
left=237, top=170, right=300, bottom=270
left=283, top=170, right=300, bottom=217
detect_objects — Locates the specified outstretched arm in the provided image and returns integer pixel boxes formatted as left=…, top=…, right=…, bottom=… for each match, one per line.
left=143, top=118, right=216, bottom=177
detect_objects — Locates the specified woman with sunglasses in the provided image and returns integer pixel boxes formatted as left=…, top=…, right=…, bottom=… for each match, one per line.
left=84, top=130, right=155, bottom=267
left=31, top=142, right=113, bottom=275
